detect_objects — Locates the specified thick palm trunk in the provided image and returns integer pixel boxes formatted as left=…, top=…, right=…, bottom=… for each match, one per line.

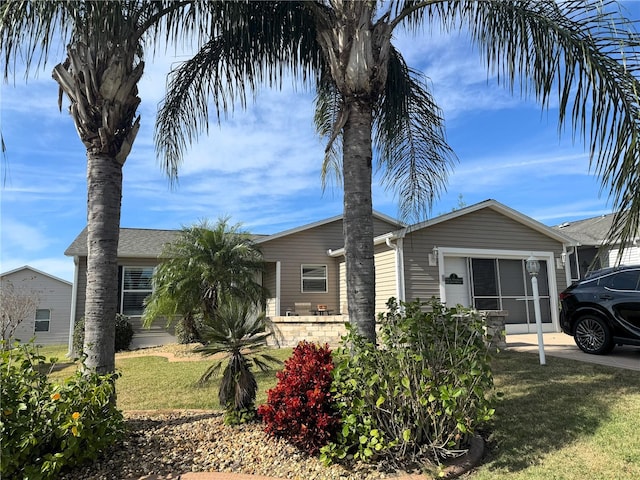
left=51, top=32, right=142, bottom=375
left=343, top=100, right=376, bottom=343
left=84, top=153, right=123, bottom=374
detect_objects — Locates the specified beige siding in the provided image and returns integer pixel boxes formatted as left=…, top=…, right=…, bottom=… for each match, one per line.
left=1, top=268, right=72, bottom=345
left=260, top=216, right=399, bottom=315
left=403, top=208, right=569, bottom=302
left=261, top=219, right=344, bottom=314
left=374, top=245, right=397, bottom=315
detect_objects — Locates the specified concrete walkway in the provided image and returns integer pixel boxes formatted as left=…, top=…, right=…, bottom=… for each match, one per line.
left=506, top=332, right=640, bottom=371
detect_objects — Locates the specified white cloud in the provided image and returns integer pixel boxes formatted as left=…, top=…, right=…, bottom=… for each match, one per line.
left=1, top=218, right=54, bottom=253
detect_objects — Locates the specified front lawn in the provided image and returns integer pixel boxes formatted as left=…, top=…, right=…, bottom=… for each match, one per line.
left=38, top=344, right=640, bottom=479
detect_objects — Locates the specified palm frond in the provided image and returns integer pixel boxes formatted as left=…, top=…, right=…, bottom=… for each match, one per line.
left=197, top=359, right=224, bottom=386
left=315, top=73, right=345, bottom=190
left=252, top=354, right=283, bottom=372
left=374, top=46, right=457, bottom=221
left=423, top=0, right=640, bottom=246
left=155, top=0, right=323, bottom=183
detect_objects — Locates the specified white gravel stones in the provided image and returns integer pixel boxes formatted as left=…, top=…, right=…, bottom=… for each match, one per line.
left=60, top=411, right=410, bottom=480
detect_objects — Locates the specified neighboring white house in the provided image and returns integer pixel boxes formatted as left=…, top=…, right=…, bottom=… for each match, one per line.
left=0, top=266, right=72, bottom=345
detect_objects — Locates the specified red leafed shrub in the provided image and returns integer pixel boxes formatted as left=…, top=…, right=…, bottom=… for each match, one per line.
left=258, top=341, right=340, bottom=454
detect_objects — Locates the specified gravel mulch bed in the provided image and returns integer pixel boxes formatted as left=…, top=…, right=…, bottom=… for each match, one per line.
left=60, top=410, right=425, bottom=480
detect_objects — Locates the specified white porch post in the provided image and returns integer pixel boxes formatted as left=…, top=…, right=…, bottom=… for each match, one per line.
left=275, top=261, right=281, bottom=316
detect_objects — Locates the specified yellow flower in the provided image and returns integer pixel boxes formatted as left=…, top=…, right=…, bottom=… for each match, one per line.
left=72, top=412, right=81, bottom=420
left=51, top=392, right=61, bottom=401
left=71, top=426, right=79, bottom=437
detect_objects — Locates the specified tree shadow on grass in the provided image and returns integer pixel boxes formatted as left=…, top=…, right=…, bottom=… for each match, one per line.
left=483, top=351, right=640, bottom=473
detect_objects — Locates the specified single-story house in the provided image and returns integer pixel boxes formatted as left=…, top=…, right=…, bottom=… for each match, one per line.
left=555, top=212, right=640, bottom=281
left=0, top=266, right=72, bottom=345
left=65, top=199, right=578, bottom=347
left=64, top=228, right=181, bottom=350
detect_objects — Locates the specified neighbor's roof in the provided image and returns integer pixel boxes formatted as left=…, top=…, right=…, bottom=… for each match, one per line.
left=64, top=227, right=182, bottom=258
left=0, top=265, right=72, bottom=286
left=554, top=213, right=616, bottom=246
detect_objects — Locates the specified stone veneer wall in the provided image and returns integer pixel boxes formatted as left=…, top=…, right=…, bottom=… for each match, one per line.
left=479, top=310, right=508, bottom=352
left=268, top=310, right=508, bottom=349
left=268, top=315, right=349, bottom=348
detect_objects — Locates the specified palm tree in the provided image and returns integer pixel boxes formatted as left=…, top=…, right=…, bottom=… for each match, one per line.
left=155, top=1, right=640, bottom=344
left=1, top=1, right=214, bottom=374
left=143, top=217, right=269, bottom=339
left=194, top=297, right=281, bottom=423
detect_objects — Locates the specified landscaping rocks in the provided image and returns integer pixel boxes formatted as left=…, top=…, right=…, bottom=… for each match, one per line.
left=60, top=410, right=414, bottom=479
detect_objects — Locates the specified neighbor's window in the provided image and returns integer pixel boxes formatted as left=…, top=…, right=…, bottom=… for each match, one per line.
left=34, top=309, right=50, bottom=332
left=301, top=265, right=327, bottom=293
left=121, top=266, right=154, bottom=316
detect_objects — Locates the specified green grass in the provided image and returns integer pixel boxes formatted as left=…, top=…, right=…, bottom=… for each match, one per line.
left=36, top=344, right=72, bottom=362
left=39, top=344, right=640, bottom=479
left=114, top=348, right=292, bottom=410
left=473, top=351, right=640, bottom=480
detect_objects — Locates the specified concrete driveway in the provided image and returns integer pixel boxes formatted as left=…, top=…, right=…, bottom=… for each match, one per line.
left=506, top=332, right=640, bottom=371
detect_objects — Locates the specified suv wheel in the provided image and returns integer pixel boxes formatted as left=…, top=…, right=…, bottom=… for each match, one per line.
left=574, top=315, right=614, bottom=355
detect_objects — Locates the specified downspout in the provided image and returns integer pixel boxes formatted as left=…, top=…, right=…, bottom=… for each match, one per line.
left=275, top=261, right=281, bottom=316
left=385, top=237, right=405, bottom=303
left=67, top=256, right=79, bottom=357
left=562, top=245, right=572, bottom=288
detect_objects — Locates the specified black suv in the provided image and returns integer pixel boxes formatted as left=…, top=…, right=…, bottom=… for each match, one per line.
left=559, top=265, right=640, bottom=354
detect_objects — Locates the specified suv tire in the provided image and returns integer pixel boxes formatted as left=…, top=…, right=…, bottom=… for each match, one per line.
left=574, top=315, right=614, bottom=355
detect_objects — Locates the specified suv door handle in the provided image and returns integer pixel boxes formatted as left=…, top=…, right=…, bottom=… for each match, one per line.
left=600, top=294, right=614, bottom=300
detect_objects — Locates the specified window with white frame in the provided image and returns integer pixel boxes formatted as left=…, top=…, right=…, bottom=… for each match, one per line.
left=34, top=309, right=50, bottom=332
left=301, top=265, right=328, bottom=293
left=121, top=266, right=154, bottom=316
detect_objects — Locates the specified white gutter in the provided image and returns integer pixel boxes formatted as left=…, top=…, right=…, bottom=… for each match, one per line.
left=67, top=256, right=79, bottom=357
left=327, top=232, right=397, bottom=257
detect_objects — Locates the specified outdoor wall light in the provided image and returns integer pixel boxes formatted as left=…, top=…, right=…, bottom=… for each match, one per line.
left=428, top=246, right=439, bottom=267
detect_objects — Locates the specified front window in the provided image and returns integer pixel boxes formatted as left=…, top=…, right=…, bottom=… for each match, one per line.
left=34, top=309, right=50, bottom=332
left=301, top=265, right=327, bottom=293
left=121, top=266, right=154, bottom=316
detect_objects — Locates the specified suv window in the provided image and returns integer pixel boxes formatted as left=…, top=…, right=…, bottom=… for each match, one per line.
left=598, top=270, right=640, bottom=291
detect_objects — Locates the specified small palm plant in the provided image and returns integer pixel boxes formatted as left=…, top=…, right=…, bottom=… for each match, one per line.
left=194, top=297, right=281, bottom=424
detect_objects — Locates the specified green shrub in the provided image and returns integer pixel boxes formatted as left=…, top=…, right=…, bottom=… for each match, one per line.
left=1, top=341, right=124, bottom=479
left=114, top=314, right=134, bottom=351
left=73, top=314, right=134, bottom=355
left=321, top=298, right=496, bottom=466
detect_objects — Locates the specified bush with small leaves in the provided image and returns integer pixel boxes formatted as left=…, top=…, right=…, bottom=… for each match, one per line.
left=1, top=341, right=124, bottom=479
left=73, top=313, right=134, bottom=355
left=258, top=341, right=340, bottom=454
left=321, top=298, right=496, bottom=467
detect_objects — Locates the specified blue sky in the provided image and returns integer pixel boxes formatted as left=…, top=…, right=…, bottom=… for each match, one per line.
left=2, top=3, right=638, bottom=283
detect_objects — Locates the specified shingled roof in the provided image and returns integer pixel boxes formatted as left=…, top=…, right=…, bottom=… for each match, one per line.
left=554, top=213, right=615, bottom=246
left=64, top=227, right=181, bottom=258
